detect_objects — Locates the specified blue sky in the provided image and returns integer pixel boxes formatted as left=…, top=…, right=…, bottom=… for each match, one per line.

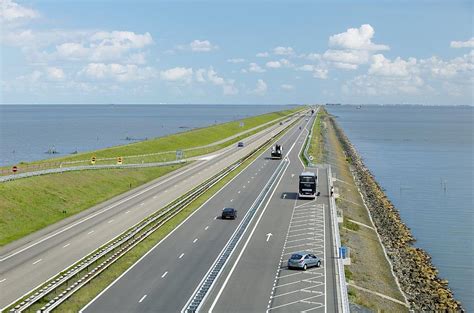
left=1, top=0, right=473, bottom=105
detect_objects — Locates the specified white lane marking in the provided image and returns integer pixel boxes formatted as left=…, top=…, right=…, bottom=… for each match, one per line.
left=0, top=159, right=207, bottom=263
left=247, top=181, right=250, bottom=184
left=209, top=159, right=293, bottom=311
left=193, top=238, right=198, bottom=243
left=161, top=271, right=168, bottom=278
left=140, top=202, right=145, bottom=206
left=179, top=253, right=184, bottom=259
left=32, top=259, right=42, bottom=265
left=230, top=199, right=234, bottom=202
left=125, top=210, right=130, bottom=214
left=153, top=196, right=157, bottom=199
left=266, top=233, right=273, bottom=242
left=108, top=220, right=114, bottom=224
left=139, top=294, right=147, bottom=303
left=243, top=185, right=246, bottom=188
left=214, top=216, right=218, bottom=220
left=80, top=120, right=299, bottom=313
left=205, top=226, right=209, bottom=230
left=238, top=190, right=241, bottom=194
left=87, top=230, right=94, bottom=235
left=62, top=243, right=70, bottom=248
left=0, top=278, right=6, bottom=283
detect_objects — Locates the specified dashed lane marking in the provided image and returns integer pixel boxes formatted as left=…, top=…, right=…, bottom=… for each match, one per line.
left=179, top=253, right=184, bottom=259
left=32, top=259, right=42, bottom=265
left=193, top=238, right=198, bottom=243
left=161, top=271, right=168, bottom=278
left=62, top=243, right=70, bottom=248
left=139, top=295, right=147, bottom=303
left=205, top=226, right=209, bottom=230
left=87, top=230, right=94, bottom=235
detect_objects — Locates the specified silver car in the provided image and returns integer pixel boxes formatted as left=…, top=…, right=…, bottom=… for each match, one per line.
left=287, top=252, right=321, bottom=270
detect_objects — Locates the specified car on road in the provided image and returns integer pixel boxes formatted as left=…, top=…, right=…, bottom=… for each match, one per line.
left=237, top=142, right=244, bottom=147
left=221, top=207, right=237, bottom=219
left=287, top=252, right=321, bottom=270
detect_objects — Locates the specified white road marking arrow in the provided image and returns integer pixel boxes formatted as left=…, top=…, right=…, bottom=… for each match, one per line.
left=283, top=193, right=287, bottom=199
left=266, top=233, right=273, bottom=242
left=291, top=174, right=295, bottom=178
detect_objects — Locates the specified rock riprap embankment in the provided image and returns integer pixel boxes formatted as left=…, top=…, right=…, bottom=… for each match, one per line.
left=329, top=116, right=463, bottom=312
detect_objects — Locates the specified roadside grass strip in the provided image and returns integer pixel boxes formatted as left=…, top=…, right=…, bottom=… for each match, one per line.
left=5, top=111, right=302, bottom=313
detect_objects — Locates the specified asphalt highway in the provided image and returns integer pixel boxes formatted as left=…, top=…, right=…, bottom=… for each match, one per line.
left=0, top=112, right=303, bottom=309
left=81, top=110, right=333, bottom=313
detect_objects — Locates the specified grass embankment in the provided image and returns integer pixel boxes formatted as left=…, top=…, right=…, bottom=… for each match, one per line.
left=38, top=119, right=290, bottom=313
left=0, top=165, right=184, bottom=247
left=7, top=107, right=301, bottom=169
left=307, top=108, right=326, bottom=164
left=0, top=107, right=303, bottom=247
left=320, top=108, right=408, bottom=311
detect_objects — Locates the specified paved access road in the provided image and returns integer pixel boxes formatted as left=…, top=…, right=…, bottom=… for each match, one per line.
left=82, top=110, right=336, bottom=313
left=0, top=112, right=304, bottom=310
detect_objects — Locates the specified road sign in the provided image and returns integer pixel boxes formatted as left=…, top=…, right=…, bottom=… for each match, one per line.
left=91, top=156, right=96, bottom=165
left=117, top=157, right=123, bottom=165
left=12, top=165, right=18, bottom=173
left=176, top=150, right=184, bottom=160
left=339, top=246, right=349, bottom=259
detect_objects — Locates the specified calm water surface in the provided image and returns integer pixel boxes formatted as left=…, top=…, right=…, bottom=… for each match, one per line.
left=0, top=104, right=296, bottom=166
left=326, top=105, right=473, bottom=311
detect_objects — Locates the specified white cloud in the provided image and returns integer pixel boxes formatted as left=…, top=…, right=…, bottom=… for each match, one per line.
left=305, top=53, right=321, bottom=61
left=253, top=79, right=267, bottom=96
left=189, top=39, right=218, bottom=52
left=281, top=84, right=294, bottom=91
left=343, top=73, right=425, bottom=96
left=420, top=51, right=474, bottom=78
left=227, top=58, right=246, bottom=63
left=160, top=67, right=193, bottom=82
left=273, top=46, right=294, bottom=55
left=0, top=0, right=38, bottom=23
left=256, top=52, right=269, bottom=57
left=333, top=62, right=358, bottom=70
left=195, top=67, right=239, bottom=95
left=323, top=49, right=369, bottom=67
left=369, top=54, right=418, bottom=77
left=329, top=24, right=389, bottom=51
left=266, top=61, right=281, bottom=68
left=46, top=67, right=65, bottom=81
left=80, top=63, right=155, bottom=82
left=313, top=68, right=328, bottom=79
left=247, top=62, right=266, bottom=73
left=297, top=64, right=315, bottom=71
left=450, top=38, right=474, bottom=48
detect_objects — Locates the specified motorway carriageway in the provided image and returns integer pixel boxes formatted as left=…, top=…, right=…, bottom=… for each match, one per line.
left=0, top=112, right=303, bottom=310
left=82, top=109, right=337, bottom=313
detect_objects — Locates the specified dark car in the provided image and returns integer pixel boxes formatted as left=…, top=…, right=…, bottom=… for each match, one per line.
left=221, top=207, right=237, bottom=219
left=237, top=142, right=244, bottom=147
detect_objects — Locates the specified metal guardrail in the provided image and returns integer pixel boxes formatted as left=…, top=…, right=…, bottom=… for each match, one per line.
left=0, top=160, right=187, bottom=183
left=327, top=166, right=350, bottom=313
left=6, top=114, right=297, bottom=313
left=184, top=158, right=289, bottom=313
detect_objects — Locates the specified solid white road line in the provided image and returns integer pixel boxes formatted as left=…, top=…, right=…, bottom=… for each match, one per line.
left=161, top=271, right=168, bottom=278
left=32, top=259, right=42, bottom=265
left=138, top=295, right=147, bottom=303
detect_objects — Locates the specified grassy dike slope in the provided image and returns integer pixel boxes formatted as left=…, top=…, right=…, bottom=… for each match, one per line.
left=0, top=107, right=302, bottom=247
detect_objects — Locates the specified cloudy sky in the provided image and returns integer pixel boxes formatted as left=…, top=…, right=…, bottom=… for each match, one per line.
left=0, top=0, right=472, bottom=105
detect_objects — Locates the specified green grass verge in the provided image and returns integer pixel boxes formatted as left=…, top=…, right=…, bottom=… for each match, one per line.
left=307, top=108, right=326, bottom=164
left=46, top=118, right=291, bottom=313
left=0, top=165, right=184, bottom=247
